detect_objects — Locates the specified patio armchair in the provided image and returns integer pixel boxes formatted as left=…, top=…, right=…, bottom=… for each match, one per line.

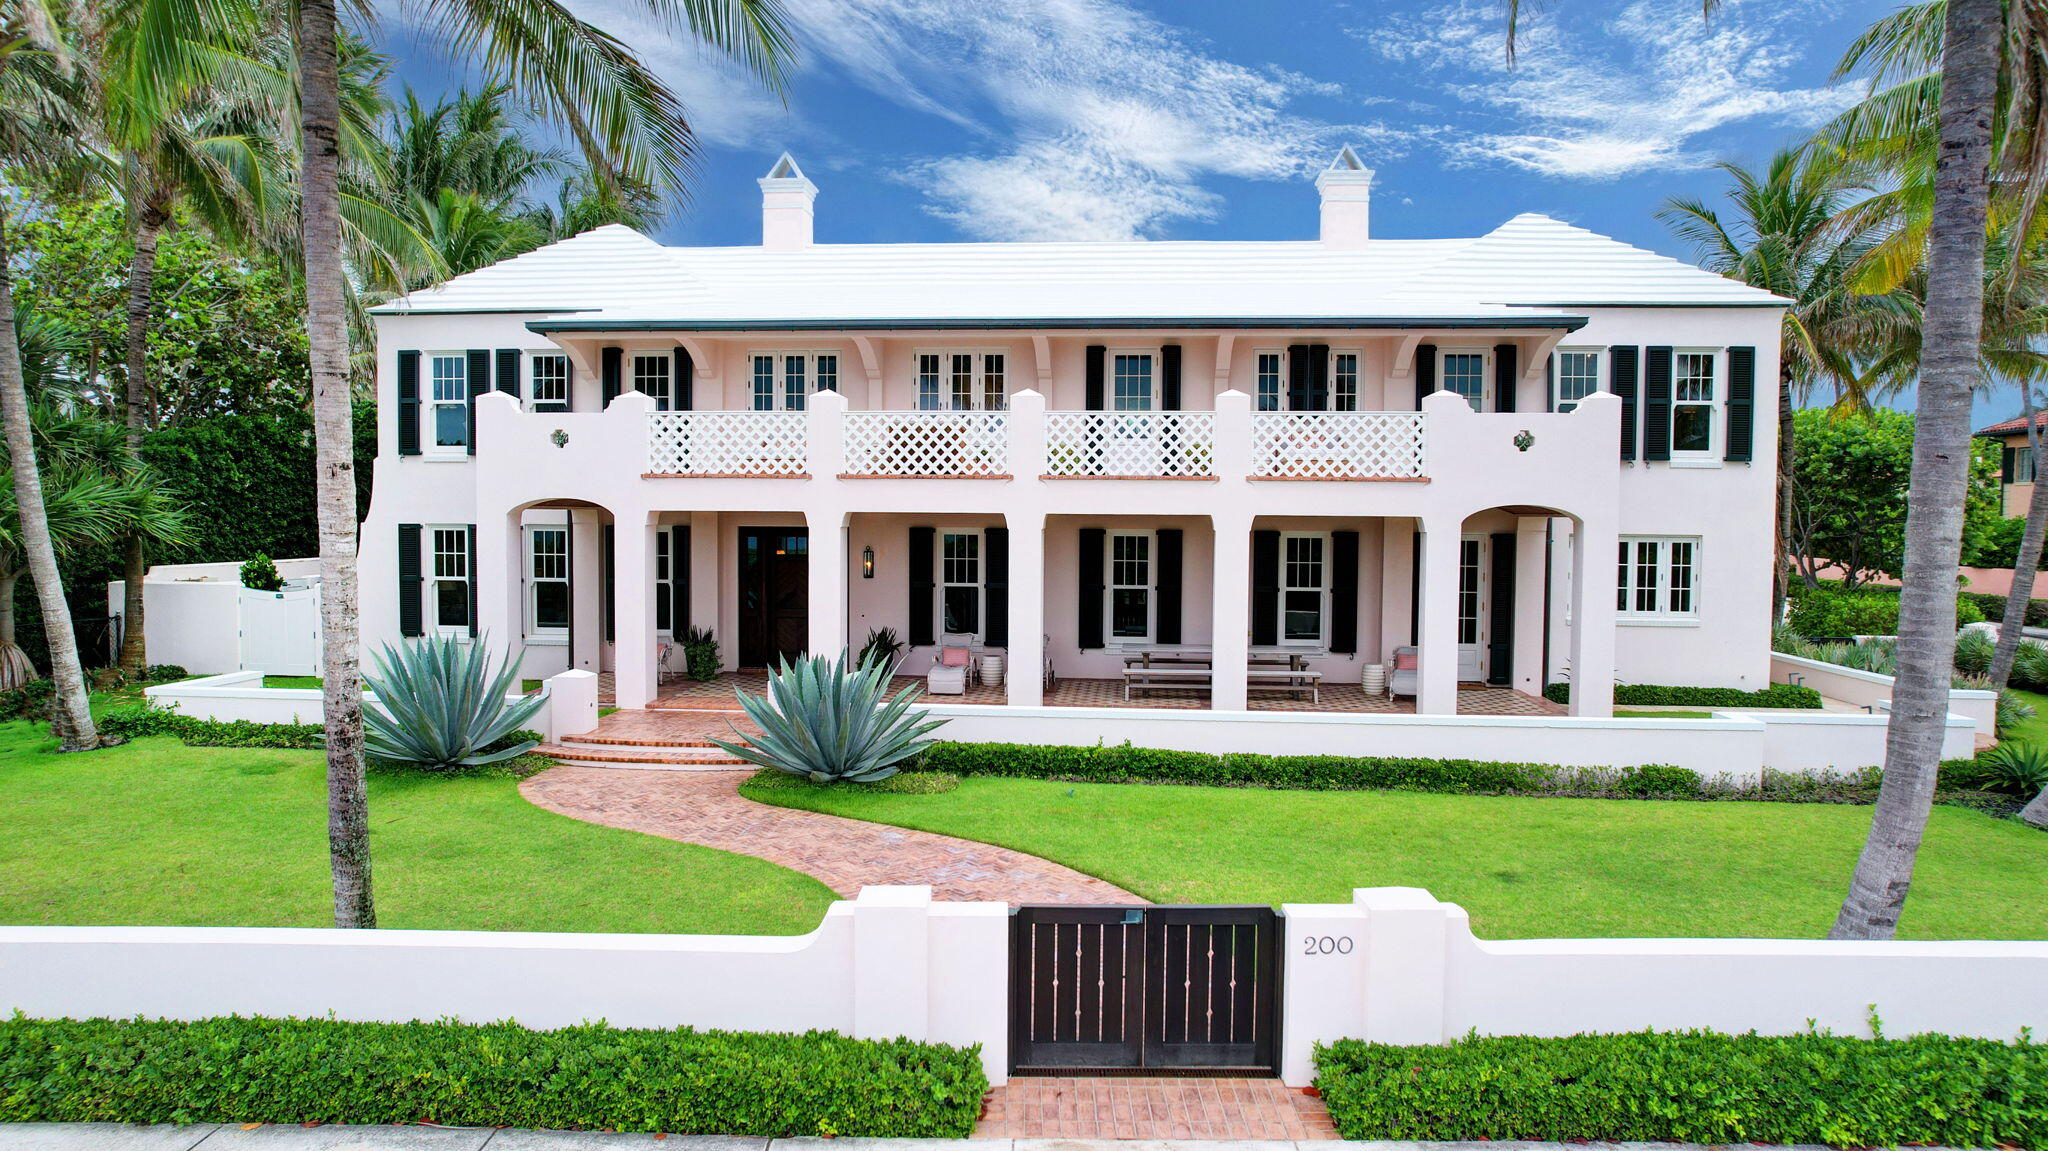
left=1388, top=645, right=1419, bottom=699
left=926, top=632, right=979, bottom=695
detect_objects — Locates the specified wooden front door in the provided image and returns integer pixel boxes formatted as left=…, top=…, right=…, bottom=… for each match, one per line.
left=738, top=528, right=809, bottom=667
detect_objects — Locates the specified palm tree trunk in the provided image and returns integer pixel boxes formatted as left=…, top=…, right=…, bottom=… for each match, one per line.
left=1830, top=0, right=2000, bottom=940
left=117, top=198, right=166, bottom=678
left=1774, top=364, right=1796, bottom=622
left=1988, top=407, right=2048, bottom=688
left=0, top=206, right=98, bottom=750
left=298, top=0, right=374, bottom=929
left=0, top=571, right=34, bottom=690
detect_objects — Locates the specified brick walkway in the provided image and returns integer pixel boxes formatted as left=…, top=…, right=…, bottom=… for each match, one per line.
left=974, top=1077, right=1337, bottom=1140
left=520, top=766, right=1141, bottom=904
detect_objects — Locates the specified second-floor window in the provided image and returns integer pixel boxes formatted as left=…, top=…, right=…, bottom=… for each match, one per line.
left=1256, top=352, right=1283, bottom=411
left=429, top=354, right=467, bottom=453
left=1255, top=348, right=1363, bottom=411
left=2017, top=447, right=2039, bottom=483
left=1113, top=352, right=1154, bottom=411
left=1332, top=352, right=1360, bottom=411
left=634, top=353, right=674, bottom=410
left=751, top=352, right=838, bottom=410
left=530, top=353, right=569, bottom=412
left=1440, top=350, right=1488, bottom=411
left=917, top=352, right=1005, bottom=410
left=1673, top=351, right=1716, bottom=455
left=1554, top=349, right=1601, bottom=412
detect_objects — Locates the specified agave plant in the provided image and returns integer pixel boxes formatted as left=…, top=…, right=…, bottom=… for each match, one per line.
left=712, top=652, right=947, bottom=783
left=1977, top=741, right=2048, bottom=797
left=363, top=635, right=546, bottom=769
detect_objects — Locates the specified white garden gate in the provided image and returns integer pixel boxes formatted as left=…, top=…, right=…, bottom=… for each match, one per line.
left=238, top=581, right=322, bottom=677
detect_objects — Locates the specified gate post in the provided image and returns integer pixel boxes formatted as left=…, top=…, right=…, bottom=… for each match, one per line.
left=1278, top=897, right=1368, bottom=1086
left=1279, top=887, right=1454, bottom=1086
left=852, top=885, right=930, bottom=1043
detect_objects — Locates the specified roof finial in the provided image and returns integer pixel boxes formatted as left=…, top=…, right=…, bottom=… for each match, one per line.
left=764, top=152, right=808, bottom=181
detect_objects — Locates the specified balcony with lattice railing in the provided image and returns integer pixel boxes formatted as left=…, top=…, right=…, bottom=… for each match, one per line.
left=1250, top=412, right=1427, bottom=480
left=840, top=411, right=1009, bottom=478
left=1043, top=411, right=1216, bottom=478
left=646, top=410, right=808, bottom=477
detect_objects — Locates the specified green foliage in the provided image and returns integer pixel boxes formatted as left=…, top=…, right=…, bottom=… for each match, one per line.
left=857, top=626, right=906, bottom=670
left=142, top=664, right=187, bottom=682
left=1791, top=409, right=2004, bottom=583
left=1963, top=515, right=2048, bottom=569
left=715, top=654, right=947, bottom=784
left=238, top=554, right=282, bottom=592
left=98, top=705, right=325, bottom=749
left=0, top=679, right=54, bottom=722
left=1963, top=589, right=2048, bottom=628
left=1976, top=741, right=2048, bottom=796
left=742, top=767, right=960, bottom=795
left=682, top=625, right=721, bottom=681
left=1786, top=582, right=1986, bottom=638
left=363, top=636, right=545, bottom=769
left=1542, top=681, right=1823, bottom=708
left=1314, top=1029, right=2047, bottom=1147
left=0, top=1016, right=987, bottom=1137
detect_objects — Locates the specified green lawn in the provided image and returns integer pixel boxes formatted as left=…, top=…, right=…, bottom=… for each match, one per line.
left=261, top=675, right=322, bottom=690
left=745, top=776, right=2048, bottom=940
left=2003, top=688, right=2048, bottom=745
left=0, top=723, right=834, bottom=934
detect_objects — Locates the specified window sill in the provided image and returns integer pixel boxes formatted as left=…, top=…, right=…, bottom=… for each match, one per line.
left=1664, top=457, right=1721, bottom=469
left=421, top=454, right=471, bottom=463
left=1618, top=616, right=1703, bottom=628
left=525, top=635, right=569, bottom=647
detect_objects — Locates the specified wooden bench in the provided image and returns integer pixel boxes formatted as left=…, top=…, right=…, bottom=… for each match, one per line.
left=1248, top=668, right=1323, bottom=704
left=1122, top=666, right=1213, bottom=700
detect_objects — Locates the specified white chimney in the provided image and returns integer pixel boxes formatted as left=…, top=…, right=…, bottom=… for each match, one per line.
left=1316, top=145, right=1373, bottom=248
left=759, top=152, right=816, bottom=249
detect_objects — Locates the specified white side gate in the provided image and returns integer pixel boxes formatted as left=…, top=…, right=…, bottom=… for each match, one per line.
left=238, top=582, right=322, bottom=677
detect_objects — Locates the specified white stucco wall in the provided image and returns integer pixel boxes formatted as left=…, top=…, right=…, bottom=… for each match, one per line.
left=107, top=559, right=322, bottom=673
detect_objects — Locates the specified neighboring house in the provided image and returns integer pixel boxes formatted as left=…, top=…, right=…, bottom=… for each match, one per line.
left=1978, top=411, right=2044, bottom=518
left=359, top=149, right=1785, bottom=720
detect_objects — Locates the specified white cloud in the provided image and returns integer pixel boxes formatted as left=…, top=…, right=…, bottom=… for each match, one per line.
left=1361, top=0, right=1859, bottom=180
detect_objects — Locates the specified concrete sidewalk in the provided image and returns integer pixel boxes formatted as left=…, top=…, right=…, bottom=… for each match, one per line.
left=0, top=1128, right=1886, bottom=1151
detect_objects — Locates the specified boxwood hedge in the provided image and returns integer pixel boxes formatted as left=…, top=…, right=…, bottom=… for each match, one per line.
left=1542, top=681, right=1824, bottom=708
left=0, top=1016, right=987, bottom=1137
left=1315, top=1029, right=2046, bottom=1148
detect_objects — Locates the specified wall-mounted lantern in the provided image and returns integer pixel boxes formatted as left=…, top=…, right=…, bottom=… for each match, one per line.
left=862, top=546, right=876, bottom=579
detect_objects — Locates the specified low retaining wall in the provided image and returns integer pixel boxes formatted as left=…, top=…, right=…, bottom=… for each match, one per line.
left=1771, top=650, right=1997, bottom=739
left=144, top=670, right=559, bottom=739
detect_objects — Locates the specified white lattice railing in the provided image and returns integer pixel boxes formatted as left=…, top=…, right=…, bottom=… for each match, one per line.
left=1043, top=411, right=1216, bottom=477
left=841, top=411, right=1008, bottom=477
left=646, top=411, right=808, bottom=476
left=1251, top=412, right=1427, bottom=479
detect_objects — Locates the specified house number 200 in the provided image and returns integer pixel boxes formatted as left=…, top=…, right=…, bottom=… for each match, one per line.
left=1302, top=935, right=1354, bottom=955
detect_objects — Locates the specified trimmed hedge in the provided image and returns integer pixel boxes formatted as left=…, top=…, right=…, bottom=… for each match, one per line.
left=98, top=705, right=323, bottom=749
left=1964, top=589, right=2048, bottom=629
left=1542, top=681, right=1823, bottom=708
left=0, top=1016, right=987, bottom=1137
left=1315, top=1029, right=2047, bottom=1148
left=1788, top=582, right=1986, bottom=638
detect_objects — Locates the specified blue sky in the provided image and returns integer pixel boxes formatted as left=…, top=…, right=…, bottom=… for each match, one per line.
left=384, top=0, right=2022, bottom=420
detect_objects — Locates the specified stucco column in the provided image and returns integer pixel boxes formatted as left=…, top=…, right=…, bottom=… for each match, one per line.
left=1568, top=515, right=1617, bottom=717
left=476, top=508, right=518, bottom=668
left=1416, top=518, right=1463, bottom=715
left=1512, top=516, right=1549, bottom=695
left=1211, top=512, right=1253, bottom=712
left=689, top=513, right=720, bottom=666
left=1007, top=388, right=1046, bottom=479
left=1006, top=511, right=1045, bottom=707
left=808, top=510, right=850, bottom=660
left=568, top=509, right=604, bottom=674
left=612, top=513, right=657, bottom=710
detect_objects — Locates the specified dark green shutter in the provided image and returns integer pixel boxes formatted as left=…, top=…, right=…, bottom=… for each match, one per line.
left=1408, top=530, right=1421, bottom=645
left=467, top=524, right=479, bottom=637
left=1493, top=343, right=1517, bottom=413
left=1160, top=344, right=1182, bottom=411
left=1084, top=346, right=1106, bottom=410
left=1331, top=530, right=1359, bottom=655
left=2005, top=446, right=2018, bottom=484
left=602, top=524, right=615, bottom=644
left=983, top=526, right=1009, bottom=647
left=908, top=526, right=935, bottom=646
left=1309, top=345, right=1332, bottom=410
left=1611, top=345, right=1640, bottom=460
left=396, top=350, right=421, bottom=455
left=675, top=347, right=694, bottom=410
left=1487, top=533, right=1515, bottom=685
left=1287, top=344, right=1311, bottom=410
left=397, top=523, right=423, bottom=636
left=495, top=349, right=521, bottom=397
left=1251, top=530, right=1280, bottom=647
left=601, top=346, right=623, bottom=408
left=672, top=525, right=691, bottom=635
left=1643, top=345, right=1673, bottom=462
left=1725, top=345, right=1756, bottom=462
left=1078, top=528, right=1105, bottom=648
left=1415, top=344, right=1437, bottom=408
left=1155, top=528, right=1183, bottom=645
left=465, top=349, right=488, bottom=454
left=1545, top=353, right=1555, bottom=412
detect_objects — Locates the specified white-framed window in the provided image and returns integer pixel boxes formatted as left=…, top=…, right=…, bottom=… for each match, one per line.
left=1112, top=351, right=1155, bottom=411
left=428, top=353, right=468, bottom=454
left=2017, top=446, right=2039, bottom=484
left=752, top=352, right=839, bottom=411
left=1255, top=351, right=1283, bottom=411
left=941, top=530, right=981, bottom=637
left=1280, top=531, right=1328, bottom=646
left=633, top=353, right=673, bottom=411
left=655, top=530, right=673, bottom=636
left=1458, top=537, right=1483, bottom=646
left=1439, top=349, right=1488, bottom=412
left=1108, top=531, right=1153, bottom=643
left=1332, top=351, right=1360, bottom=412
left=430, top=525, right=470, bottom=635
left=1553, top=348, right=1601, bottom=412
left=525, top=525, right=569, bottom=639
left=1616, top=536, right=1700, bottom=621
left=1672, top=350, right=1717, bottom=455
left=916, top=351, right=1006, bottom=410
left=1252, top=348, right=1363, bottom=411
left=530, top=352, right=570, bottom=412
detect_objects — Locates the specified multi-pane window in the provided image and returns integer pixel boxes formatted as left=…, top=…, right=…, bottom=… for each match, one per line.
left=1281, top=533, right=1326, bottom=644
left=1616, top=536, right=1701, bottom=619
left=2018, top=448, right=2040, bottom=483
left=1554, top=349, right=1600, bottom=412
left=1113, top=353, right=1154, bottom=411
left=941, top=532, right=981, bottom=637
left=1457, top=538, right=1483, bottom=645
left=655, top=531, right=673, bottom=635
left=918, top=352, right=1006, bottom=410
left=1332, top=352, right=1359, bottom=412
left=1256, top=352, right=1283, bottom=411
left=633, top=353, right=673, bottom=410
left=1440, top=351, right=1486, bottom=411
left=527, top=526, right=568, bottom=635
left=429, top=354, right=468, bottom=452
left=431, top=527, right=470, bottom=633
left=1109, top=532, right=1151, bottom=641
left=1672, top=351, right=1716, bottom=454
left=749, top=352, right=836, bottom=410
left=530, top=353, right=569, bottom=412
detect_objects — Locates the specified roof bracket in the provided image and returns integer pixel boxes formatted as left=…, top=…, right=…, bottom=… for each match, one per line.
left=852, top=335, right=883, bottom=389
left=1389, top=333, right=1424, bottom=379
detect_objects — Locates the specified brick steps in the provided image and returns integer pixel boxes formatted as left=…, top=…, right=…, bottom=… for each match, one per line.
left=536, top=741, right=752, bottom=770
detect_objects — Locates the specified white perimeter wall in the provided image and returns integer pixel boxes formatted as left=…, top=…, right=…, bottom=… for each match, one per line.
left=1772, top=651, right=1998, bottom=739
left=108, top=559, right=321, bottom=674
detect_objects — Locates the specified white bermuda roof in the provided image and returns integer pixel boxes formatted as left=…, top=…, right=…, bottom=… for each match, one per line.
left=370, top=212, right=1787, bottom=326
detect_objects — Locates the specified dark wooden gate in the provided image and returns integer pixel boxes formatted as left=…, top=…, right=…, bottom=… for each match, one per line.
left=1010, top=905, right=1281, bottom=1075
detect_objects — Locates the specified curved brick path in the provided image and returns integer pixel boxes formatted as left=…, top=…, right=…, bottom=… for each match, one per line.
left=521, top=766, right=1143, bottom=905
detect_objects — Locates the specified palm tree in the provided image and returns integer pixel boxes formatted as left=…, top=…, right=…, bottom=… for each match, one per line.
left=290, top=0, right=794, bottom=928
left=1657, top=148, right=1890, bottom=618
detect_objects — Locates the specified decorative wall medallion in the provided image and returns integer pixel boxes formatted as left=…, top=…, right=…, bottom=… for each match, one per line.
left=551, top=429, right=570, bottom=448
left=1513, top=429, right=1534, bottom=452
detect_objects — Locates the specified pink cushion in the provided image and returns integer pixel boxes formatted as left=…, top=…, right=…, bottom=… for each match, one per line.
left=1394, top=652, right=1419, bottom=671
left=940, top=647, right=971, bottom=667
